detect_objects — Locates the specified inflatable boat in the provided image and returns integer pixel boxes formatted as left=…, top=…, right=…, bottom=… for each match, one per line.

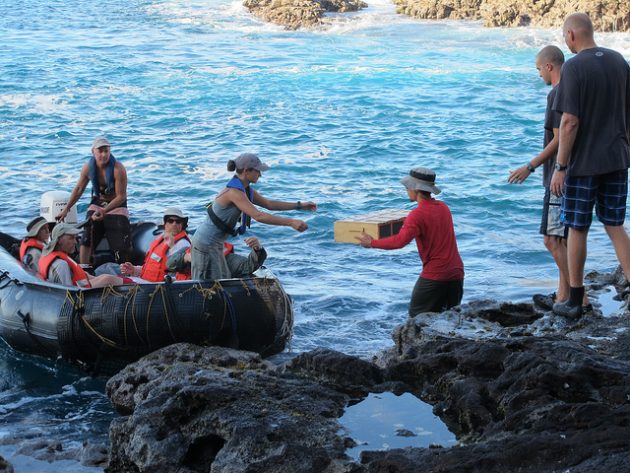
left=0, top=223, right=293, bottom=373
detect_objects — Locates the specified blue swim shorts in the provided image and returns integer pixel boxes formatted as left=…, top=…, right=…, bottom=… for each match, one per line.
left=561, top=169, right=628, bottom=230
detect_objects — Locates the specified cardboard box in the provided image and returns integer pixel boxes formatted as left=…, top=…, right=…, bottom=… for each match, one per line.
left=334, top=209, right=409, bottom=244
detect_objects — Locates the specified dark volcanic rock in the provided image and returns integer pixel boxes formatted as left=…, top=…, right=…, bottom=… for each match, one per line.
left=0, top=456, right=13, bottom=473
left=286, top=347, right=387, bottom=394
left=392, top=0, right=630, bottom=32
left=105, top=344, right=357, bottom=473
left=105, top=271, right=630, bottom=473
left=243, top=0, right=368, bottom=30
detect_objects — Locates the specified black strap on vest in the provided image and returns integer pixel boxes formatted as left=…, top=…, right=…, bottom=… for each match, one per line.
left=207, top=205, right=238, bottom=237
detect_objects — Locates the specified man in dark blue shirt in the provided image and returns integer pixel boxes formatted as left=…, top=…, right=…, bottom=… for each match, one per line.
left=550, top=13, right=630, bottom=319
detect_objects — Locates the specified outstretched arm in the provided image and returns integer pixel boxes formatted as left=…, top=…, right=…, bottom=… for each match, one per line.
left=252, top=189, right=316, bottom=212
left=229, top=189, right=308, bottom=232
left=508, top=128, right=559, bottom=184
left=56, top=163, right=90, bottom=221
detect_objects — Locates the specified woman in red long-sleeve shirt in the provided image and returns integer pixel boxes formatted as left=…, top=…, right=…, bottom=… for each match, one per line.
left=357, top=167, right=464, bottom=316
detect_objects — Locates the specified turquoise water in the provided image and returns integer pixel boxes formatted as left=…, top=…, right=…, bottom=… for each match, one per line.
left=1, top=0, right=629, bottom=470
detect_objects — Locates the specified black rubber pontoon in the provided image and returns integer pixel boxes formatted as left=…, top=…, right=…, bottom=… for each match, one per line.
left=0, top=225, right=293, bottom=373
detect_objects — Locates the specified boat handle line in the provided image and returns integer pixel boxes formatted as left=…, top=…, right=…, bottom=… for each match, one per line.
left=16, top=309, right=57, bottom=357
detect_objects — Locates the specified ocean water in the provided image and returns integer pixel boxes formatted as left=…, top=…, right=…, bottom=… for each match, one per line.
left=1, top=0, right=629, bottom=470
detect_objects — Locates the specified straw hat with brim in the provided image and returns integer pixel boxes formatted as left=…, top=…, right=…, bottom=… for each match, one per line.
left=163, top=207, right=189, bottom=227
left=26, top=216, right=49, bottom=238
left=400, top=167, right=441, bottom=195
left=42, top=223, right=82, bottom=256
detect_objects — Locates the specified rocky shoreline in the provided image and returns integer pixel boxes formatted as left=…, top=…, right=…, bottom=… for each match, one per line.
left=98, top=269, right=630, bottom=472
left=2, top=269, right=629, bottom=472
left=243, top=0, right=630, bottom=32
left=243, top=0, right=368, bottom=30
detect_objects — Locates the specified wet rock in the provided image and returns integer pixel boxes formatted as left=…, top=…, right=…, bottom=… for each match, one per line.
left=393, top=0, right=630, bottom=32
left=243, top=0, right=367, bottom=30
left=80, top=441, right=109, bottom=467
left=14, top=439, right=82, bottom=463
left=0, top=456, right=13, bottom=473
left=105, top=343, right=355, bottom=473
left=285, top=348, right=387, bottom=395
left=105, top=271, right=630, bottom=473
left=106, top=343, right=272, bottom=415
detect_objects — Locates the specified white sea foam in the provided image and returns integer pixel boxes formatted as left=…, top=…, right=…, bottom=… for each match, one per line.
left=145, top=0, right=282, bottom=33
left=0, top=94, right=70, bottom=114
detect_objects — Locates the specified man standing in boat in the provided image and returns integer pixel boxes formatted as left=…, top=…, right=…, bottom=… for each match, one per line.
left=56, top=136, right=132, bottom=265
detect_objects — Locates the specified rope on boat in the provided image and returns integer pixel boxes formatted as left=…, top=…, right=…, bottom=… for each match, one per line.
left=159, top=284, right=178, bottom=343
left=179, top=281, right=230, bottom=333
left=277, top=284, right=294, bottom=351
left=69, top=288, right=127, bottom=350
left=251, top=275, right=294, bottom=350
left=100, top=285, right=125, bottom=303
left=146, top=284, right=178, bottom=346
left=220, top=286, right=239, bottom=345
left=0, top=270, right=14, bottom=289
left=239, top=278, right=252, bottom=296
left=122, top=284, right=142, bottom=346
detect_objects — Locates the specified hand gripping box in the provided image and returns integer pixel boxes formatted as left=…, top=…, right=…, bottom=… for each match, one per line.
left=334, top=209, right=409, bottom=244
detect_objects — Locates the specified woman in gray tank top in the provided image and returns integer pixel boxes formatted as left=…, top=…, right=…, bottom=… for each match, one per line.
left=191, top=153, right=316, bottom=281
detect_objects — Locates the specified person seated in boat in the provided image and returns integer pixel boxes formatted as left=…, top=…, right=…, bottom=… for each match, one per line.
left=167, top=236, right=267, bottom=280
left=55, top=136, right=132, bottom=265
left=119, top=207, right=192, bottom=282
left=191, top=152, right=316, bottom=281
left=39, top=223, right=128, bottom=288
left=19, top=216, right=50, bottom=272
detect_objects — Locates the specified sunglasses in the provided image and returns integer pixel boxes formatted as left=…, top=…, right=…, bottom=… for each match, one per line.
left=165, top=218, right=183, bottom=224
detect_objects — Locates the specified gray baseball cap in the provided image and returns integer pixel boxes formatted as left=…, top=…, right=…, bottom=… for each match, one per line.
left=43, top=223, right=82, bottom=256
left=92, top=136, right=111, bottom=149
left=400, top=167, right=441, bottom=195
left=234, top=153, right=270, bottom=172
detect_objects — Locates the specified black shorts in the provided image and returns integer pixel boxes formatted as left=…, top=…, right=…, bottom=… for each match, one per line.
left=81, top=211, right=132, bottom=259
left=409, top=277, right=463, bottom=316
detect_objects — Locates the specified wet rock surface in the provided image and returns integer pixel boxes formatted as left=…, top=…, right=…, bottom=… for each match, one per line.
left=243, top=0, right=367, bottom=30
left=393, top=0, right=630, bottom=32
left=105, top=270, right=630, bottom=472
left=0, top=456, right=13, bottom=473
left=0, top=432, right=107, bottom=469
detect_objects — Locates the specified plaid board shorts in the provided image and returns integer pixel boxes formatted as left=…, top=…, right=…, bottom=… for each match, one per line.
left=561, top=169, right=628, bottom=230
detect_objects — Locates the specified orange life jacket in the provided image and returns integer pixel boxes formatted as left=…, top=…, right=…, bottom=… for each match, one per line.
left=39, top=251, right=91, bottom=288
left=141, top=231, right=191, bottom=282
left=19, top=238, right=44, bottom=263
